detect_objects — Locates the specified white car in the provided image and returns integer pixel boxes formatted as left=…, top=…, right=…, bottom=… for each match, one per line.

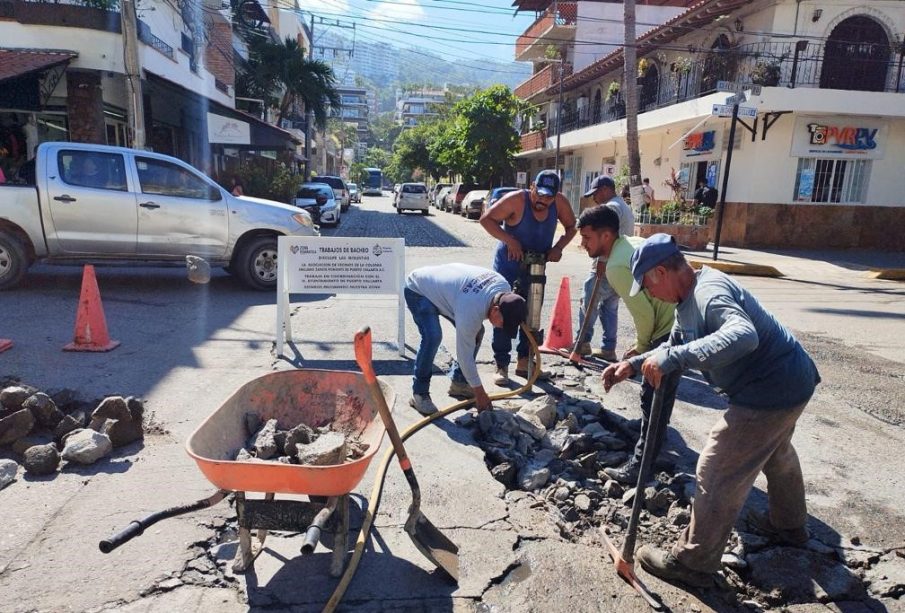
left=293, top=182, right=341, bottom=227
left=460, top=190, right=489, bottom=219
left=395, top=183, right=429, bottom=215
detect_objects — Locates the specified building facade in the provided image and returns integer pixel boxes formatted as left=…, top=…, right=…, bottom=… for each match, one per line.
left=0, top=0, right=301, bottom=186
left=513, top=0, right=905, bottom=250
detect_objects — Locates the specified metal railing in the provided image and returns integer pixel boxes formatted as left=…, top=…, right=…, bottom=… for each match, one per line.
left=137, top=19, right=174, bottom=60
left=515, top=2, right=576, bottom=58
left=636, top=209, right=713, bottom=227
left=534, top=40, right=905, bottom=141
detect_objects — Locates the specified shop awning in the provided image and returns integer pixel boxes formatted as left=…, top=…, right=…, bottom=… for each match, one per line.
left=0, top=48, right=78, bottom=84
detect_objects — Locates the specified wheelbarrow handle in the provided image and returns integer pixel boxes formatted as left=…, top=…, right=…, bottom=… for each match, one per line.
left=99, top=490, right=228, bottom=553
left=354, top=327, right=412, bottom=472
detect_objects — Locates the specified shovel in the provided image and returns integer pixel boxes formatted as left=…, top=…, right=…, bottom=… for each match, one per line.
left=601, top=371, right=678, bottom=611
left=353, top=327, right=460, bottom=582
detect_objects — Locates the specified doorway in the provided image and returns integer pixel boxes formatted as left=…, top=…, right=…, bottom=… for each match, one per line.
left=820, top=16, right=890, bottom=91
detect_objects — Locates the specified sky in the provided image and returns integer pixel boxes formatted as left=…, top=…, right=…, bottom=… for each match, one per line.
left=285, top=0, right=538, bottom=65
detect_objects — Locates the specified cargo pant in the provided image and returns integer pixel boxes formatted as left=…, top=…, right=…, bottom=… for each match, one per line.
left=673, top=399, right=810, bottom=572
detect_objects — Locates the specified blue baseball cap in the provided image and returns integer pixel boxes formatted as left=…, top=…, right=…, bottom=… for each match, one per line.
left=534, top=170, right=561, bottom=196
left=629, top=233, right=681, bottom=296
left=584, top=175, right=615, bottom=197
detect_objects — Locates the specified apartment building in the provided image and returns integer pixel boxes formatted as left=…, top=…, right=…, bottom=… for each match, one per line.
left=513, top=0, right=905, bottom=250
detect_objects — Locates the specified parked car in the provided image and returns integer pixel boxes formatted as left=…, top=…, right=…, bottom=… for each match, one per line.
left=312, top=175, right=350, bottom=212
left=348, top=182, right=361, bottom=203
left=292, top=182, right=341, bottom=227
left=395, top=182, right=429, bottom=215
left=0, top=142, right=318, bottom=291
left=435, top=186, right=452, bottom=211
left=447, top=182, right=480, bottom=214
left=429, top=183, right=451, bottom=207
left=460, top=190, right=489, bottom=219
left=486, top=187, right=519, bottom=214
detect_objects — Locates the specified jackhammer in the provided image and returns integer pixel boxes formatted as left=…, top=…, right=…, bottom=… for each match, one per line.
left=514, top=251, right=548, bottom=377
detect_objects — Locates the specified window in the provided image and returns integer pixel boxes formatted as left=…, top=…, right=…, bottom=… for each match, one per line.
left=135, top=156, right=213, bottom=199
left=794, top=158, right=870, bottom=203
left=59, top=151, right=128, bottom=191
left=402, top=184, right=426, bottom=193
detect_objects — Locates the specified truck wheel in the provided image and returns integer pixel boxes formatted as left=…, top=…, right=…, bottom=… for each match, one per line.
left=0, top=232, right=28, bottom=290
left=236, top=236, right=279, bottom=291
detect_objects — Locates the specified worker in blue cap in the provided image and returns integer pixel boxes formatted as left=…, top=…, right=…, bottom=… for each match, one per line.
left=479, top=169, right=577, bottom=386
left=601, top=233, right=820, bottom=588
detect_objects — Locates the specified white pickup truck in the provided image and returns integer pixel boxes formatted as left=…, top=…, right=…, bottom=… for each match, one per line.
left=0, top=142, right=317, bottom=290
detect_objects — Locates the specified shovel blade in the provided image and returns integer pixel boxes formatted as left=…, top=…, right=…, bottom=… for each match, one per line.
left=406, top=512, right=459, bottom=582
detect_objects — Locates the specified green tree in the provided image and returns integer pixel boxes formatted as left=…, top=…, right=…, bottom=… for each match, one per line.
left=392, top=120, right=451, bottom=182
left=237, top=37, right=339, bottom=127
left=437, top=85, right=530, bottom=186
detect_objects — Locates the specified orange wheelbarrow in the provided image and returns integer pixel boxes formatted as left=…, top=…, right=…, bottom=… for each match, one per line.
left=99, top=369, right=393, bottom=577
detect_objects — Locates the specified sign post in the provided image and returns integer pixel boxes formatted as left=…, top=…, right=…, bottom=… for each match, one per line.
left=276, top=237, right=406, bottom=356
left=712, top=102, right=739, bottom=261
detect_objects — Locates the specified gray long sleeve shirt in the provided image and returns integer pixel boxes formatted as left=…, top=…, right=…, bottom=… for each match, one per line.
left=405, top=264, right=511, bottom=387
left=629, top=266, right=820, bottom=410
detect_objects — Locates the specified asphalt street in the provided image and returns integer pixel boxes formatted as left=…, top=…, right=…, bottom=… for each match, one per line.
left=1, top=193, right=903, bottom=612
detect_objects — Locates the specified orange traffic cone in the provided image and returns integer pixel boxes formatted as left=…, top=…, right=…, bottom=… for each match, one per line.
left=0, top=339, right=12, bottom=353
left=63, top=265, right=120, bottom=352
left=539, top=276, right=573, bottom=354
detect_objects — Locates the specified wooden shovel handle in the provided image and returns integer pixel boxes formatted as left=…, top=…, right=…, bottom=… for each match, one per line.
left=354, top=327, right=412, bottom=471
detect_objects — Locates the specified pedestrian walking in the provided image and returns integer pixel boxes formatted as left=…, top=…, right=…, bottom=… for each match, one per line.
left=642, top=177, right=655, bottom=209
left=479, top=170, right=577, bottom=384
left=231, top=176, right=244, bottom=197
left=601, top=233, right=821, bottom=588
left=577, top=206, right=676, bottom=484
left=575, top=175, right=633, bottom=362
left=404, top=264, right=527, bottom=415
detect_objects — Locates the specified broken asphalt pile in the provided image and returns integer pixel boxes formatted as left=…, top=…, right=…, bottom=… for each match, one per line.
left=455, top=365, right=905, bottom=609
left=235, top=413, right=369, bottom=465
left=0, top=382, right=146, bottom=489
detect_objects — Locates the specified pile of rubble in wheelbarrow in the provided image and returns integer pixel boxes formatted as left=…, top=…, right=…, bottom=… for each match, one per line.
left=455, top=372, right=905, bottom=609
left=0, top=381, right=148, bottom=486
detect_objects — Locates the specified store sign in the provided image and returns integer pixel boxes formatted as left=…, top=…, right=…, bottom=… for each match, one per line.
left=681, top=129, right=722, bottom=161
left=207, top=113, right=250, bottom=145
left=791, top=117, right=887, bottom=159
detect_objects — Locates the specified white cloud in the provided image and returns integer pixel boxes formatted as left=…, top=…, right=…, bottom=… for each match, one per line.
left=367, top=0, right=426, bottom=24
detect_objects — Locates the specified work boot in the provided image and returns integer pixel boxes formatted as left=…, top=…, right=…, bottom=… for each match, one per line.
left=448, top=380, right=475, bottom=400
left=745, top=510, right=809, bottom=546
left=575, top=341, right=592, bottom=357
left=637, top=545, right=713, bottom=588
left=592, top=348, right=618, bottom=362
left=514, top=357, right=552, bottom=380
left=493, top=366, right=510, bottom=386
left=409, top=394, right=438, bottom=416
left=602, top=457, right=641, bottom=485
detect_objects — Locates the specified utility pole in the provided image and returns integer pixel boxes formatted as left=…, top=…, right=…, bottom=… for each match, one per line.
left=623, top=0, right=643, bottom=206
left=553, top=58, right=564, bottom=176
left=121, top=0, right=145, bottom=149
left=304, top=12, right=314, bottom=179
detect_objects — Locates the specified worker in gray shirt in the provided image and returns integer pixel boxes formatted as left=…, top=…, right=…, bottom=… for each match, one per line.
left=602, top=234, right=820, bottom=588
left=405, top=264, right=527, bottom=415
left=575, top=175, right=634, bottom=360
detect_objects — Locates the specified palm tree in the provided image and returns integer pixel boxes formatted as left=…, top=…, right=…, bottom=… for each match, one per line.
left=623, top=0, right=642, bottom=194
left=238, top=37, right=340, bottom=128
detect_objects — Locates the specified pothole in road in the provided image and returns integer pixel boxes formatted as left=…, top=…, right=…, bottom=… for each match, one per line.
left=456, top=360, right=903, bottom=610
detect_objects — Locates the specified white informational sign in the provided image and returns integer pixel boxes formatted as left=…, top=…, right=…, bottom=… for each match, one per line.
left=207, top=113, right=250, bottom=145
left=790, top=116, right=888, bottom=159
left=737, top=106, right=758, bottom=118
left=276, top=237, right=406, bottom=356
left=717, top=81, right=762, bottom=96
left=516, top=171, right=527, bottom=186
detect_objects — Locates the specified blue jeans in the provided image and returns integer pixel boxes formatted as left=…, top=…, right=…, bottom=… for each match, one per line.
left=404, top=288, right=481, bottom=395
left=577, top=269, right=618, bottom=350
left=491, top=264, right=530, bottom=368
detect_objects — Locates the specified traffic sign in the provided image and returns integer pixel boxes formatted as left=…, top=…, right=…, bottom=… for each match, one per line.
left=712, top=104, right=733, bottom=117
left=717, top=81, right=763, bottom=96
left=737, top=106, right=758, bottom=118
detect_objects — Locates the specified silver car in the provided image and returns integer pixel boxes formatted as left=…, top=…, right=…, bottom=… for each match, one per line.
left=293, top=183, right=341, bottom=226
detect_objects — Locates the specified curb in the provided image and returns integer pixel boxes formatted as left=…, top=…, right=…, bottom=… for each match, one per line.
left=866, top=268, right=905, bottom=281
left=689, top=259, right=783, bottom=278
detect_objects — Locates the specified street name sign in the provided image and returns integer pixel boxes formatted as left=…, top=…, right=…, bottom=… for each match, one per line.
left=712, top=104, right=733, bottom=117
left=717, top=81, right=762, bottom=96
left=737, top=106, right=758, bottom=118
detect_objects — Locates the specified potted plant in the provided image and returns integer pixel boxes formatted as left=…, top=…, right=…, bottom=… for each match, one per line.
left=606, top=81, right=624, bottom=116
left=634, top=168, right=713, bottom=249
left=750, top=60, right=782, bottom=86
left=637, top=57, right=651, bottom=77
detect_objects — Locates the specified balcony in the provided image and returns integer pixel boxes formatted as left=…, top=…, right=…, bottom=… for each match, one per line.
left=520, top=129, right=546, bottom=152
left=515, top=2, right=576, bottom=62
left=543, top=40, right=905, bottom=141
left=514, top=62, right=573, bottom=101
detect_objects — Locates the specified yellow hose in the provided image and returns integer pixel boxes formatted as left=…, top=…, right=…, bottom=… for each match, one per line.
left=323, top=325, right=543, bottom=612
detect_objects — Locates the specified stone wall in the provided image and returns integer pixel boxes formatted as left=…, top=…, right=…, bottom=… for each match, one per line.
left=66, top=71, right=105, bottom=144
left=716, top=202, right=905, bottom=251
